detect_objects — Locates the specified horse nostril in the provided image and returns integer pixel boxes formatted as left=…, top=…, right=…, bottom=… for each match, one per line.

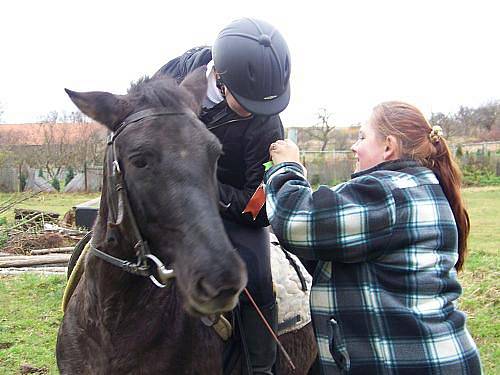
left=216, top=287, right=242, bottom=301
left=195, top=278, right=242, bottom=302
left=195, top=278, right=219, bottom=301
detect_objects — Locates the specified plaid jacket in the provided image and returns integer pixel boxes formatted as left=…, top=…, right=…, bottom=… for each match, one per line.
left=264, top=160, right=482, bottom=374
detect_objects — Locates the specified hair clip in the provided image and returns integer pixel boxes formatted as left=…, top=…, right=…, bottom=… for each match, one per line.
left=429, top=125, right=443, bottom=144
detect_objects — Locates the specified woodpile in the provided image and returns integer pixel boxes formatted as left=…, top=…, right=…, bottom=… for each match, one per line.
left=0, top=211, right=81, bottom=274
left=0, top=253, right=70, bottom=268
left=13, top=208, right=60, bottom=232
left=0, top=193, right=87, bottom=274
left=30, top=247, right=73, bottom=255
left=0, top=251, right=70, bottom=275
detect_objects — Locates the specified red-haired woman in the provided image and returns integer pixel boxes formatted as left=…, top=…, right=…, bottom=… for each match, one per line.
left=265, top=101, right=482, bottom=374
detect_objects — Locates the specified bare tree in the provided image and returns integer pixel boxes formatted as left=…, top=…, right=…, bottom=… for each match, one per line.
left=35, top=122, right=67, bottom=179
left=42, top=110, right=59, bottom=124
left=304, top=108, right=336, bottom=151
left=473, top=101, right=499, bottom=133
left=69, top=123, right=107, bottom=168
left=0, top=101, right=4, bottom=123
left=21, top=110, right=105, bottom=180
left=451, top=102, right=500, bottom=139
left=60, top=110, right=92, bottom=124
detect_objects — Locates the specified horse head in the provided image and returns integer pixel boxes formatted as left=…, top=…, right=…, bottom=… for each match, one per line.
left=65, top=67, right=247, bottom=316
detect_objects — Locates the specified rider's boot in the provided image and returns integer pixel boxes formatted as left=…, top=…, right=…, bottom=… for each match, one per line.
left=240, top=301, right=278, bottom=375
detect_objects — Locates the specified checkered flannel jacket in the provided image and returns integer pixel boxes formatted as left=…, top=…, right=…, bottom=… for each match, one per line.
left=264, top=160, right=482, bottom=375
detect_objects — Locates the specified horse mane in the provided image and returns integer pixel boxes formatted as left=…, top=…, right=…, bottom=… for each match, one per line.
left=127, top=75, right=188, bottom=110
left=128, top=75, right=152, bottom=93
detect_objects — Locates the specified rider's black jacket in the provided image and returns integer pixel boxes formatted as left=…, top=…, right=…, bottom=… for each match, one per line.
left=154, top=47, right=284, bottom=227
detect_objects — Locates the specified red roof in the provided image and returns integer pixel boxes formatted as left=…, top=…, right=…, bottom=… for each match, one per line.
left=0, top=123, right=107, bottom=146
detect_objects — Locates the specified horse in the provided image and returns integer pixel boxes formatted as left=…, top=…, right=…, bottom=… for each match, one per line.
left=56, top=67, right=317, bottom=374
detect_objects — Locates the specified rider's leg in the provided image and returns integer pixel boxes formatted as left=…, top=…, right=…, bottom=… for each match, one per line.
left=223, top=219, right=276, bottom=375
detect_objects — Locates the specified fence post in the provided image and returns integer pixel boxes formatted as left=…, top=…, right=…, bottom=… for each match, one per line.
left=84, top=162, right=88, bottom=192
left=332, top=150, right=337, bottom=183
left=18, top=163, right=22, bottom=192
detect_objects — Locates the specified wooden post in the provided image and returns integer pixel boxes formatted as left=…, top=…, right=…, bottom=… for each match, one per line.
left=18, top=163, right=22, bottom=192
left=84, top=162, right=88, bottom=192
left=0, top=254, right=71, bottom=268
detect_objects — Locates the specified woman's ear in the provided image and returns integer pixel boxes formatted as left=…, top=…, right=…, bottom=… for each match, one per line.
left=383, top=135, right=399, bottom=161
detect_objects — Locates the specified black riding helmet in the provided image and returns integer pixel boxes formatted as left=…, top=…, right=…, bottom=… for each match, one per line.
left=213, top=18, right=291, bottom=116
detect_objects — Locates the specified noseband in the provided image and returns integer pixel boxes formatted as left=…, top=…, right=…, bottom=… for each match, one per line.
left=90, top=108, right=192, bottom=288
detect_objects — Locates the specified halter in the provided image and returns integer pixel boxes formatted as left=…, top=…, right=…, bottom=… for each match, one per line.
left=90, top=108, right=192, bottom=288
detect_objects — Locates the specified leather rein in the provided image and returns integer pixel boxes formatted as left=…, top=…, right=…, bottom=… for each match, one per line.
left=89, top=108, right=192, bottom=288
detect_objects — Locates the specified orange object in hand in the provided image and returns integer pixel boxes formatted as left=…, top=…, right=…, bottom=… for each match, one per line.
left=242, top=183, right=266, bottom=220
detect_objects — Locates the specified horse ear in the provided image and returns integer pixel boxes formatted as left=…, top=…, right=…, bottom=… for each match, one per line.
left=64, top=89, right=131, bottom=131
left=179, top=66, right=208, bottom=114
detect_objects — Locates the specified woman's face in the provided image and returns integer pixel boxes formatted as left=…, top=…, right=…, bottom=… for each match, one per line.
left=351, top=118, right=386, bottom=173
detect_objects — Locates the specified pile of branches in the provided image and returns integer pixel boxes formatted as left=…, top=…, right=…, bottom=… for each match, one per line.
left=2, top=232, right=74, bottom=255
left=13, top=208, right=59, bottom=233
left=0, top=193, right=86, bottom=255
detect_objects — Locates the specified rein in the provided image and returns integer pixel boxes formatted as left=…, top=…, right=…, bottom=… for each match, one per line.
left=90, top=108, right=191, bottom=288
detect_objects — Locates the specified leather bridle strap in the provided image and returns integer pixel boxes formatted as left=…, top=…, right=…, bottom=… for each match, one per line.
left=90, top=108, right=190, bottom=287
left=90, top=242, right=151, bottom=277
left=109, top=108, right=193, bottom=143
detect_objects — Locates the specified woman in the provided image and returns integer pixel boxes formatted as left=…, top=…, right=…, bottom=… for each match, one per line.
left=265, top=101, right=482, bottom=374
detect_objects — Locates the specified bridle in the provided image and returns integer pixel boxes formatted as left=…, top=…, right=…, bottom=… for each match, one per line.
left=89, top=108, right=192, bottom=288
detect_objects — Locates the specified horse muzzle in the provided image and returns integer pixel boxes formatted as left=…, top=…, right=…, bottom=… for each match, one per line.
left=184, top=274, right=246, bottom=316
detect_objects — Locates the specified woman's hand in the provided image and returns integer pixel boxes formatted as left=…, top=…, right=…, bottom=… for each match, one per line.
left=269, top=139, right=301, bottom=165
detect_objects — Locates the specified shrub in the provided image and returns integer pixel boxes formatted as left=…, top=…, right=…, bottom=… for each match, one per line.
left=20, top=173, right=27, bottom=191
left=51, top=178, right=60, bottom=191
left=462, top=166, right=500, bottom=187
left=65, top=166, right=75, bottom=186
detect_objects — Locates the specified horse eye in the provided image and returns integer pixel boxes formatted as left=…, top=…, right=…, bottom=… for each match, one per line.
left=130, top=157, right=147, bottom=168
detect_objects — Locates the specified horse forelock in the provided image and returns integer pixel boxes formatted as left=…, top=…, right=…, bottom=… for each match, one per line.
left=127, top=76, right=189, bottom=112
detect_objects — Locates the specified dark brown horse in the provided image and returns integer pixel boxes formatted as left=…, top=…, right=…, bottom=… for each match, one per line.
left=56, top=67, right=317, bottom=374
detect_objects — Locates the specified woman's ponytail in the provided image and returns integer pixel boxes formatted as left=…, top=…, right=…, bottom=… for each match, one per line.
left=423, top=139, right=470, bottom=271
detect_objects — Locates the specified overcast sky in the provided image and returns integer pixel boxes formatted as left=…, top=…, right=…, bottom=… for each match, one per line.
left=1, top=0, right=499, bottom=127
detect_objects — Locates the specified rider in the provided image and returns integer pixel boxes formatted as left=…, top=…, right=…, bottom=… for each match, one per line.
left=154, top=18, right=291, bottom=374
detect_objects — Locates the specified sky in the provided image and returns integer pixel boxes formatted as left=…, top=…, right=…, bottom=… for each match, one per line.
left=1, top=0, right=499, bottom=127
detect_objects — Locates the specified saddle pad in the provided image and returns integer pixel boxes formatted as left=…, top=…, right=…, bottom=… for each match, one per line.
left=270, top=233, right=312, bottom=335
left=62, top=243, right=89, bottom=312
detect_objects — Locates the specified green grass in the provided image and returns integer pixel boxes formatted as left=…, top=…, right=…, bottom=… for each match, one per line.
left=459, top=187, right=500, bottom=374
left=0, top=275, right=64, bottom=374
left=0, top=188, right=498, bottom=374
left=0, top=192, right=100, bottom=222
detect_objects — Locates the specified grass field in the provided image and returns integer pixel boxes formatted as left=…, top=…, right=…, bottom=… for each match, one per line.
left=0, top=192, right=100, bottom=221
left=0, top=188, right=499, bottom=374
left=458, top=187, right=499, bottom=374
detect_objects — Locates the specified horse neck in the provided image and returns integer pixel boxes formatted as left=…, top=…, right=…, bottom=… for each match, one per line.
left=84, top=217, right=184, bottom=330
